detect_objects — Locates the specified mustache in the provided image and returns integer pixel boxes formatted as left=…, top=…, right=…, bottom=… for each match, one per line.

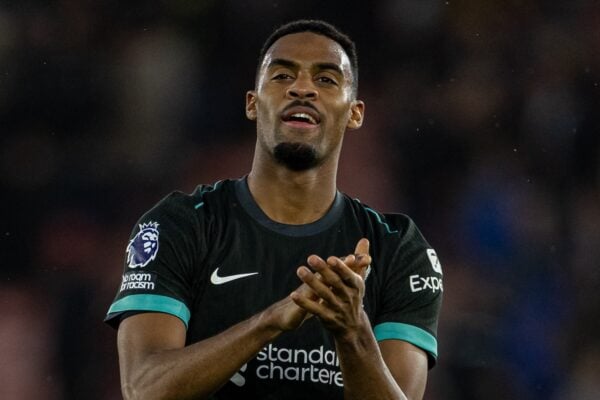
left=282, top=100, right=320, bottom=114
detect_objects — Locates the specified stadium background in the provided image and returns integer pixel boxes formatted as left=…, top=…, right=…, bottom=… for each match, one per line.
left=1, top=1, right=599, bottom=399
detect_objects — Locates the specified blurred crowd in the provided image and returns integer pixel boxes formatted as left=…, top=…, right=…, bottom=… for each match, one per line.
left=1, top=1, right=599, bottom=399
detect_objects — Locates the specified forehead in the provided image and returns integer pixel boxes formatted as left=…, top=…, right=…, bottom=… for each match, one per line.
left=261, top=32, right=352, bottom=75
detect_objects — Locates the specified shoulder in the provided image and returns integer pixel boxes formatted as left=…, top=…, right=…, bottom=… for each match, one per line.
left=142, top=179, right=234, bottom=220
left=122, top=181, right=239, bottom=272
left=342, top=195, right=423, bottom=241
left=128, top=180, right=237, bottom=252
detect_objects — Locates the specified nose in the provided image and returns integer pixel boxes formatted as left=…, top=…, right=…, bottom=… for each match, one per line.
left=286, top=76, right=318, bottom=100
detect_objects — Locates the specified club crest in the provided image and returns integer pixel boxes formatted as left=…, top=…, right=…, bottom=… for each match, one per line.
left=426, top=249, right=443, bottom=274
left=126, top=222, right=160, bottom=268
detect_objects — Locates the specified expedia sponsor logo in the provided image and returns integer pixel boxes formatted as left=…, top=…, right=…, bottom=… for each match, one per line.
left=409, top=249, right=443, bottom=294
left=409, top=274, right=443, bottom=293
left=119, top=271, right=157, bottom=292
left=231, top=344, right=343, bottom=387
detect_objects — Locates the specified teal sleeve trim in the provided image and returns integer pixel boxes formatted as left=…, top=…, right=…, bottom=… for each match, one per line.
left=374, top=322, right=438, bottom=358
left=364, top=207, right=398, bottom=234
left=107, top=294, right=191, bottom=329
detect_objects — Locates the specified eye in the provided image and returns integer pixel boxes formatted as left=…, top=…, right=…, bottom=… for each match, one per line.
left=272, top=73, right=294, bottom=81
left=316, top=76, right=338, bottom=85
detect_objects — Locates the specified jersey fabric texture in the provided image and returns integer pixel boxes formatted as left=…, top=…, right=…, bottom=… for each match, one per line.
left=105, top=177, right=443, bottom=399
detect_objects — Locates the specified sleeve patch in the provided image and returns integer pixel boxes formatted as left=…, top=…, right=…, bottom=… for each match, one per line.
left=126, top=222, right=160, bottom=268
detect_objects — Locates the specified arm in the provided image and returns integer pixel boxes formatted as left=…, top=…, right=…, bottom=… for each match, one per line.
left=291, top=239, right=429, bottom=400
left=334, top=319, right=428, bottom=400
left=117, top=283, right=315, bottom=400
left=379, top=340, right=429, bottom=399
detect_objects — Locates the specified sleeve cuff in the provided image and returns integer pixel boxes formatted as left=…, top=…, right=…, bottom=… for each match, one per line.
left=106, top=294, right=191, bottom=328
left=374, top=322, right=438, bottom=360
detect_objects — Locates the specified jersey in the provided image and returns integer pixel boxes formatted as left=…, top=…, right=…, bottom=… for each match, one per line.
left=105, top=177, right=443, bottom=399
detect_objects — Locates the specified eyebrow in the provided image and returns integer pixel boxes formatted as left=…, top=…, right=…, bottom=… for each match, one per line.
left=267, top=58, right=344, bottom=77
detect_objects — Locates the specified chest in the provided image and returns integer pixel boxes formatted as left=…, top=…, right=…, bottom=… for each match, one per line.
left=187, top=218, right=380, bottom=334
left=191, top=227, right=344, bottom=329
left=185, top=221, right=383, bottom=398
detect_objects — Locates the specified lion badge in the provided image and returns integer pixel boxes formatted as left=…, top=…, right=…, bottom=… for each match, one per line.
left=126, top=221, right=160, bottom=268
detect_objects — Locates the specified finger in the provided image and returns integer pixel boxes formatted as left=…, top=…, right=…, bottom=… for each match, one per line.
left=339, top=254, right=356, bottom=265
left=290, top=290, right=319, bottom=313
left=307, top=256, right=353, bottom=293
left=307, top=254, right=328, bottom=270
left=340, top=254, right=367, bottom=274
left=307, top=255, right=345, bottom=288
left=326, top=256, right=363, bottom=289
left=296, top=267, right=343, bottom=307
left=293, top=268, right=323, bottom=300
left=309, top=254, right=363, bottom=278
left=290, top=290, right=334, bottom=320
left=352, top=253, right=371, bottom=269
left=341, top=254, right=366, bottom=278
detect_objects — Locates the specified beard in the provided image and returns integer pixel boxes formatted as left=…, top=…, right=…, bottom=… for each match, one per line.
left=273, top=142, right=319, bottom=171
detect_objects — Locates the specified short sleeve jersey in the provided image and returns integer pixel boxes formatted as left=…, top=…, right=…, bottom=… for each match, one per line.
left=105, top=178, right=443, bottom=399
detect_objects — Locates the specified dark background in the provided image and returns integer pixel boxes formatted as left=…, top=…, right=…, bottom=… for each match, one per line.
left=1, top=1, right=599, bottom=399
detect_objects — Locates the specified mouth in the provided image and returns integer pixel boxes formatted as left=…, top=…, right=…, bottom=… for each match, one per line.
left=280, top=105, right=321, bottom=129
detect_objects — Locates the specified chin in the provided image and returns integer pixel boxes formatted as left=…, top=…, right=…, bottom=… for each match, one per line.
left=273, top=142, right=319, bottom=171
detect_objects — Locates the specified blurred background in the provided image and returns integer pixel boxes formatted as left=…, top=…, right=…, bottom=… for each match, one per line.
left=1, top=1, right=599, bottom=399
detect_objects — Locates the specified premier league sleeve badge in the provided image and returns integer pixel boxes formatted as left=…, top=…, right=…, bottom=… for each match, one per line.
left=126, top=221, right=160, bottom=268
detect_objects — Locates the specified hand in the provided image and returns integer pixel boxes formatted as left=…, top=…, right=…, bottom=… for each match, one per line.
left=265, top=238, right=371, bottom=333
left=290, top=239, right=371, bottom=340
left=265, top=279, right=317, bottom=332
left=340, top=238, right=371, bottom=279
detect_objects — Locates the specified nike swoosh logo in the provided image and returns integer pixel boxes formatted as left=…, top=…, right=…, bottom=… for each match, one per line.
left=210, top=268, right=259, bottom=285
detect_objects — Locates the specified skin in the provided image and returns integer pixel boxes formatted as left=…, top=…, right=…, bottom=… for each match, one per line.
left=245, top=32, right=364, bottom=225
left=117, top=32, right=429, bottom=400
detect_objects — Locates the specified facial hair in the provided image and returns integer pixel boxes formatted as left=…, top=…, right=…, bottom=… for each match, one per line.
left=273, top=142, right=319, bottom=171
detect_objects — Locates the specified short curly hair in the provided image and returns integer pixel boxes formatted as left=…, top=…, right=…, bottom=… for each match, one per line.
left=256, top=20, right=359, bottom=96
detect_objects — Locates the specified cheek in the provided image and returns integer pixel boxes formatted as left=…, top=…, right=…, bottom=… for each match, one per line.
left=255, top=103, right=281, bottom=142
left=328, top=103, right=352, bottom=127
left=256, top=98, right=278, bottom=122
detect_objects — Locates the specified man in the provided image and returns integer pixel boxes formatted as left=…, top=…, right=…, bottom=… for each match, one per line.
left=106, top=20, right=443, bottom=400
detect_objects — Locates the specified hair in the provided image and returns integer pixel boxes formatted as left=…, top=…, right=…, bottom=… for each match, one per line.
left=256, top=19, right=359, bottom=96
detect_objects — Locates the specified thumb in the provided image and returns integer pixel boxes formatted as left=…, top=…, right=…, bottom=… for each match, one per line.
left=353, top=238, right=371, bottom=279
left=354, top=238, right=370, bottom=257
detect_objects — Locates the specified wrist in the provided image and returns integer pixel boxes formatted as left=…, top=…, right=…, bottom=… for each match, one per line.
left=256, top=304, right=285, bottom=340
left=260, top=296, right=306, bottom=334
left=334, top=310, right=373, bottom=347
left=254, top=306, right=283, bottom=343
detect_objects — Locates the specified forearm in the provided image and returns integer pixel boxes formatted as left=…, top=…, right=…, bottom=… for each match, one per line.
left=290, top=248, right=407, bottom=398
left=119, top=309, right=281, bottom=400
left=335, top=313, right=407, bottom=400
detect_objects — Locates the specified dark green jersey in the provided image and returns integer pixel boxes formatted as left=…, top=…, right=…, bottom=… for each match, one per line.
left=106, top=177, right=443, bottom=399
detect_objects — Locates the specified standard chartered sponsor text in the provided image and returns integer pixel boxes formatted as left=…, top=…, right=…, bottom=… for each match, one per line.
left=120, top=272, right=155, bottom=291
left=254, top=344, right=343, bottom=387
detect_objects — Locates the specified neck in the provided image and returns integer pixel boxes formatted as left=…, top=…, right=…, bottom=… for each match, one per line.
left=247, top=150, right=338, bottom=225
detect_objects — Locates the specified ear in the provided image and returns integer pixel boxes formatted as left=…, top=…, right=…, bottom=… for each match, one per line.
left=246, top=90, right=257, bottom=121
left=347, top=100, right=365, bottom=130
